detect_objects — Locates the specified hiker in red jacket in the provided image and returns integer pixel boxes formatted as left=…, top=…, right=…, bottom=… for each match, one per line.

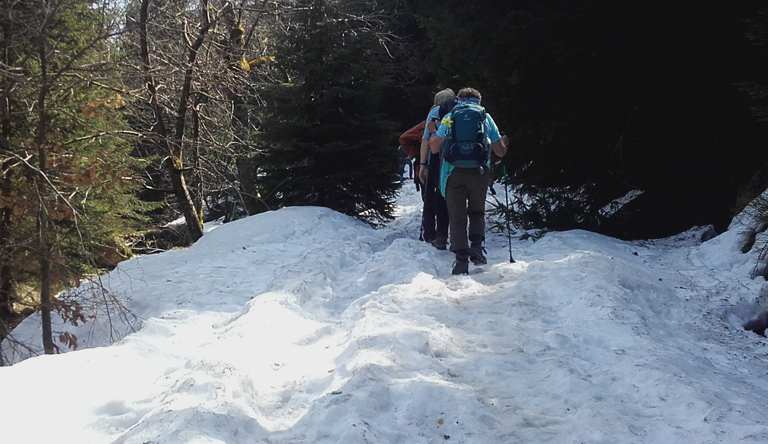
left=398, top=120, right=426, bottom=191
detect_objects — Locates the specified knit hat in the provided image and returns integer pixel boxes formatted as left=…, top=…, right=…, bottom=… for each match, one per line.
left=433, top=88, right=456, bottom=106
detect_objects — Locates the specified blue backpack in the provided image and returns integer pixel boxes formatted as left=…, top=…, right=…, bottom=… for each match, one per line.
left=441, top=100, right=489, bottom=168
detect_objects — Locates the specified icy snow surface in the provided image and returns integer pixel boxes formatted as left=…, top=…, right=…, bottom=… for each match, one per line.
left=2, top=184, right=768, bottom=443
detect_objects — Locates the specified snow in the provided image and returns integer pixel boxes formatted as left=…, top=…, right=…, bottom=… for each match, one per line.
left=3, top=184, right=768, bottom=443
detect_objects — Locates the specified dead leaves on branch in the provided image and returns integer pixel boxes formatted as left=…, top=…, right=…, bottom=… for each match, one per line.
left=79, top=93, right=126, bottom=118
left=0, top=150, right=140, bottom=222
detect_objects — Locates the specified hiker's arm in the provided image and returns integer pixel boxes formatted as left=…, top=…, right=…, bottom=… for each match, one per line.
left=419, top=138, right=430, bottom=169
left=429, top=135, right=443, bottom=154
left=419, top=119, right=439, bottom=182
left=491, top=134, right=508, bottom=157
left=427, top=119, right=442, bottom=154
left=418, top=138, right=430, bottom=184
left=487, top=114, right=507, bottom=157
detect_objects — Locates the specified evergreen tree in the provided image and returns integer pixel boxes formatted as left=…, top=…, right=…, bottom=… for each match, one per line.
left=0, top=0, right=145, bottom=358
left=253, top=0, right=400, bottom=226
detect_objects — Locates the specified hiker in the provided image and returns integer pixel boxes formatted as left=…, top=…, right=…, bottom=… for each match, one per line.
left=399, top=120, right=426, bottom=192
left=429, top=87, right=508, bottom=275
left=397, top=145, right=413, bottom=182
left=418, top=88, right=455, bottom=250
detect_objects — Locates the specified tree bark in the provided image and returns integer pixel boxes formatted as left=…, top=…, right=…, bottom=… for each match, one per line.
left=0, top=5, right=17, bottom=343
left=36, top=32, right=54, bottom=355
left=139, top=0, right=204, bottom=242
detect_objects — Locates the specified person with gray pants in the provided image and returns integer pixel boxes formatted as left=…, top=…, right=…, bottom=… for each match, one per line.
left=429, top=87, right=508, bottom=274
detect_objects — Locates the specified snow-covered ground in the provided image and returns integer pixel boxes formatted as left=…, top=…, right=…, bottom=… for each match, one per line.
left=2, top=183, right=768, bottom=443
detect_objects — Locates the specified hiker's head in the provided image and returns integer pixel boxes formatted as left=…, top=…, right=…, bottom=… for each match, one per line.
left=458, top=87, right=482, bottom=103
left=434, top=88, right=456, bottom=106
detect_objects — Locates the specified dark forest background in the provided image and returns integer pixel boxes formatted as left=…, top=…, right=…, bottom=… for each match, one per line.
left=395, top=0, right=768, bottom=240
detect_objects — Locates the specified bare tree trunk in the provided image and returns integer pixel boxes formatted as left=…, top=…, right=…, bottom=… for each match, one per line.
left=0, top=328, right=5, bottom=366
left=38, top=224, right=53, bottom=355
left=0, top=5, right=17, bottom=343
left=0, top=138, right=16, bottom=335
left=0, top=229, right=13, bottom=324
left=139, top=0, right=204, bottom=242
left=170, top=1, right=213, bottom=240
left=36, top=34, right=54, bottom=355
left=192, top=101, right=204, bottom=221
left=167, top=154, right=203, bottom=240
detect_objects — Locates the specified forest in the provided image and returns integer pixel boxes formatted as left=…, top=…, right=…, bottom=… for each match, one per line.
left=2, top=0, right=768, bottom=361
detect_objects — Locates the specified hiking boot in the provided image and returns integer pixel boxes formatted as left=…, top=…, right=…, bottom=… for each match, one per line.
left=431, top=236, right=448, bottom=251
left=452, top=251, right=469, bottom=275
left=469, top=244, right=487, bottom=265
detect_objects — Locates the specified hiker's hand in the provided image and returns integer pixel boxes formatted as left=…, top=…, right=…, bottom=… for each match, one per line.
left=419, top=165, right=428, bottom=185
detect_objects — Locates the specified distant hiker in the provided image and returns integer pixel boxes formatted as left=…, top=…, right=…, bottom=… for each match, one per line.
left=397, top=145, right=413, bottom=182
left=418, top=88, right=455, bottom=250
left=399, top=120, right=427, bottom=191
left=429, top=87, right=508, bottom=274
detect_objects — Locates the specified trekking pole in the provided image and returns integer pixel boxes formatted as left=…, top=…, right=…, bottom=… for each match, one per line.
left=418, top=171, right=425, bottom=241
left=503, top=166, right=515, bottom=263
left=419, top=210, right=425, bottom=241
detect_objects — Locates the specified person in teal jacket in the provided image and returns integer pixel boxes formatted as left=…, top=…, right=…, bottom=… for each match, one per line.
left=429, top=87, right=508, bottom=275
left=418, top=88, right=455, bottom=250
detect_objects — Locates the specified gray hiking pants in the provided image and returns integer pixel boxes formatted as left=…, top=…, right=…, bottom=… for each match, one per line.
left=446, top=167, right=489, bottom=252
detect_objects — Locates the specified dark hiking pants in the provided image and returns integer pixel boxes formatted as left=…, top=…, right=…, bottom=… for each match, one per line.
left=422, top=153, right=449, bottom=242
left=446, top=167, right=489, bottom=252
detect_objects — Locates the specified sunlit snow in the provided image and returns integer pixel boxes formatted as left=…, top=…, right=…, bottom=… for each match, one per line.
left=2, top=184, right=768, bottom=443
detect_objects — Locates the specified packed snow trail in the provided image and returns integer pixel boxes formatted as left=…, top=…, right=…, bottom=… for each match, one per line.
left=2, top=185, right=768, bottom=443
